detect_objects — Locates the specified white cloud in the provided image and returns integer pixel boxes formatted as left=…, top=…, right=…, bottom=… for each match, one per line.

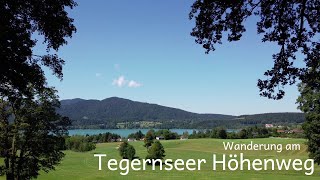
left=128, top=80, right=142, bottom=88
left=112, top=76, right=127, bottom=87
left=112, top=76, right=142, bottom=88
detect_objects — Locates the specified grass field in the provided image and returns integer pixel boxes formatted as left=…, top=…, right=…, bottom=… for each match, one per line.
left=1, top=138, right=319, bottom=179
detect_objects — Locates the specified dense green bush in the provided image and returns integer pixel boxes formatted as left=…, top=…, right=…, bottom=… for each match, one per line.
left=146, top=141, right=165, bottom=160
left=65, top=136, right=96, bottom=152
left=238, top=129, right=248, bottom=139
left=118, top=142, right=136, bottom=160
left=144, top=130, right=155, bottom=148
left=155, top=129, right=178, bottom=140
left=189, top=126, right=276, bottom=139
left=86, top=132, right=121, bottom=143
left=127, top=130, right=144, bottom=139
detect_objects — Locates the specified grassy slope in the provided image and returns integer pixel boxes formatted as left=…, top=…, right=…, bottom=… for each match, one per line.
left=1, top=138, right=320, bottom=179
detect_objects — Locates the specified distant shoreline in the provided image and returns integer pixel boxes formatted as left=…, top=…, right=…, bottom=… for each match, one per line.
left=67, top=128, right=240, bottom=137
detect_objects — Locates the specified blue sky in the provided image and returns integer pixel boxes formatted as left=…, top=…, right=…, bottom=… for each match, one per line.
left=42, top=0, right=301, bottom=115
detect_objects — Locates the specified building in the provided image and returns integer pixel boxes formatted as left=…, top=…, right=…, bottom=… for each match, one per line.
left=289, top=129, right=304, bottom=134
left=156, top=136, right=164, bottom=140
left=265, top=124, right=274, bottom=128
left=277, top=129, right=285, bottom=133
left=180, top=136, right=188, bottom=140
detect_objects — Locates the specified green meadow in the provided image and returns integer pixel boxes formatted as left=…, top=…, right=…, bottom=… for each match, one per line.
left=1, top=138, right=320, bottom=180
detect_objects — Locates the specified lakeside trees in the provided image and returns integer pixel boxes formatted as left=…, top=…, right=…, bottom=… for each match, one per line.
left=189, top=0, right=320, bottom=164
left=128, top=130, right=145, bottom=140
left=65, top=136, right=96, bottom=152
left=155, top=129, right=179, bottom=140
left=188, top=126, right=295, bottom=139
left=144, top=130, right=155, bottom=148
left=87, top=132, right=121, bottom=143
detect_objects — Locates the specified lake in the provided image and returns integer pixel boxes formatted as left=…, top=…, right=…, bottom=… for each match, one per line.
left=68, top=129, right=240, bottom=137
left=68, top=129, right=195, bottom=137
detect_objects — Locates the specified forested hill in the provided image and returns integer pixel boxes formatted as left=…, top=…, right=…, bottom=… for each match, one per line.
left=58, top=97, right=305, bottom=129
left=59, top=97, right=234, bottom=123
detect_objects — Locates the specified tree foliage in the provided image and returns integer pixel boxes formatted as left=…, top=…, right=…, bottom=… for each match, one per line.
left=146, top=141, right=165, bottom=160
left=189, top=0, right=320, bottom=99
left=189, top=0, right=320, bottom=164
left=155, top=129, right=179, bottom=140
left=0, top=0, right=77, bottom=179
left=144, top=130, right=155, bottom=148
left=238, top=129, right=248, bottom=139
left=217, top=128, right=227, bottom=139
left=86, top=132, right=121, bottom=143
left=118, top=142, right=136, bottom=160
left=65, top=136, right=96, bottom=152
left=128, top=130, right=144, bottom=139
left=0, top=0, right=77, bottom=99
left=0, top=88, right=71, bottom=179
left=297, top=83, right=320, bottom=164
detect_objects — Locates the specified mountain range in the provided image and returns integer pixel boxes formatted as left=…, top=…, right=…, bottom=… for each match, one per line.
left=58, top=97, right=305, bottom=129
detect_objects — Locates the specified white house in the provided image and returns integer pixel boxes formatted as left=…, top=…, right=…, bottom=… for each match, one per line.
left=180, top=136, right=188, bottom=140
left=156, top=136, right=164, bottom=140
left=265, top=124, right=273, bottom=128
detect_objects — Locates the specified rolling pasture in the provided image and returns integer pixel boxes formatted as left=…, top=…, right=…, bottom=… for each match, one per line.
left=1, top=138, right=319, bottom=179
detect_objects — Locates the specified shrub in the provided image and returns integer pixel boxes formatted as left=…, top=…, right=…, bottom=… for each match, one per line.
left=144, top=130, right=155, bottom=148
left=146, top=140, right=165, bottom=160
left=217, top=129, right=227, bottom=139
left=65, top=136, right=96, bottom=152
left=118, top=141, right=136, bottom=160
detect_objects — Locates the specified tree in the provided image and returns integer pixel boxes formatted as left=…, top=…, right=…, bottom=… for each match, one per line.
left=0, top=0, right=77, bottom=99
left=65, top=136, right=96, bottom=152
left=211, top=128, right=218, bottom=138
left=238, top=129, right=248, bottom=139
left=189, top=0, right=320, bottom=163
left=258, top=127, right=269, bottom=137
left=125, top=145, right=136, bottom=160
left=155, top=129, right=178, bottom=140
left=118, top=142, right=136, bottom=160
left=217, top=129, right=227, bottom=139
left=135, top=130, right=145, bottom=139
left=297, top=83, right=320, bottom=164
left=144, top=130, right=155, bottom=148
left=128, top=130, right=145, bottom=140
left=0, top=0, right=76, bottom=179
left=0, top=88, right=71, bottom=179
left=146, top=141, right=165, bottom=160
left=119, top=142, right=129, bottom=158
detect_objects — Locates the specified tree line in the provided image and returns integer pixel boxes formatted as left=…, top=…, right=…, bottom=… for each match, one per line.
left=64, top=132, right=121, bottom=152
left=64, top=126, right=306, bottom=153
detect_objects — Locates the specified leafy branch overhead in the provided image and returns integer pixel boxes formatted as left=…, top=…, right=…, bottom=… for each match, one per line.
left=0, top=0, right=77, bottom=99
left=189, top=0, right=320, bottom=100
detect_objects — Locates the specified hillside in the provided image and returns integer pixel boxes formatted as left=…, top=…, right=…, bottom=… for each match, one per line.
left=58, top=97, right=304, bottom=129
